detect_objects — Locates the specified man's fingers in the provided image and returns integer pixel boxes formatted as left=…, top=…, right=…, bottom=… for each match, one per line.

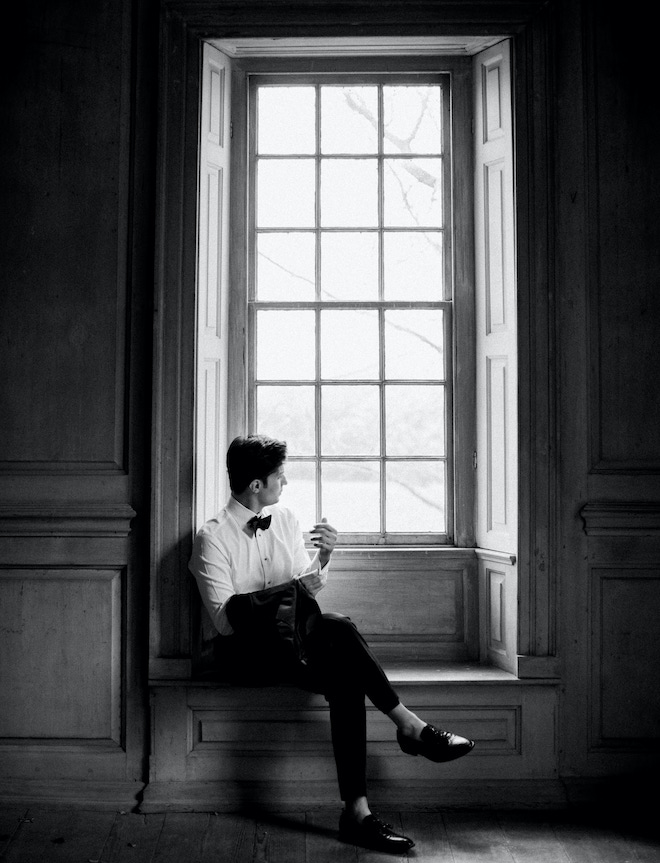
left=312, top=520, right=337, bottom=533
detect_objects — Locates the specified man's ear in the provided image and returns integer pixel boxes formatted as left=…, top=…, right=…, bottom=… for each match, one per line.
left=249, top=478, right=262, bottom=494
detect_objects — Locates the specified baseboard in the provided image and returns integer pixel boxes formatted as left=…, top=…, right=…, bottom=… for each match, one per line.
left=139, top=778, right=569, bottom=813
left=5, top=776, right=650, bottom=814
left=0, top=779, right=145, bottom=811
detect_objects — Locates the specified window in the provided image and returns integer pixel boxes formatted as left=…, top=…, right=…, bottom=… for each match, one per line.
left=247, top=74, right=458, bottom=544
left=196, top=43, right=515, bottom=568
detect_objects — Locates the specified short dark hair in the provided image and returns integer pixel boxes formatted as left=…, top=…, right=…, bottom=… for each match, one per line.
left=226, top=434, right=287, bottom=494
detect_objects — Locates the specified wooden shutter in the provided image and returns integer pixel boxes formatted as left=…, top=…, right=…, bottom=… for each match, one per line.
left=195, top=43, right=232, bottom=529
left=474, top=40, right=517, bottom=556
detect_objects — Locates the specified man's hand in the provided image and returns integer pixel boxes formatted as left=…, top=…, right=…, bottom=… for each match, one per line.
left=310, top=517, right=338, bottom=567
left=298, top=570, right=325, bottom=596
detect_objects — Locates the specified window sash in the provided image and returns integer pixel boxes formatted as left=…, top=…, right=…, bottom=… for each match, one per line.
left=246, top=71, right=455, bottom=544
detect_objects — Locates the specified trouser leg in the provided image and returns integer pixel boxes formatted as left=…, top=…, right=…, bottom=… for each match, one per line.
left=306, top=613, right=400, bottom=802
left=327, top=685, right=368, bottom=801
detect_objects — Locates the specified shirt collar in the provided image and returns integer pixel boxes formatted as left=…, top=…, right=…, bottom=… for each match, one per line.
left=226, top=495, right=269, bottom=529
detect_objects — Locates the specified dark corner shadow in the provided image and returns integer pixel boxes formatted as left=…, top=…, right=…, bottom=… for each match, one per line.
left=564, top=771, right=660, bottom=843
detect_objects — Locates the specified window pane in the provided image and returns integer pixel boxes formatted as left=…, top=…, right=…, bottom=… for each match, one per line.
left=321, top=310, right=379, bottom=379
left=257, top=385, right=315, bottom=454
left=283, top=460, right=317, bottom=528
left=386, top=385, right=444, bottom=455
left=258, top=87, right=316, bottom=154
left=257, top=160, right=315, bottom=227
left=322, top=385, right=380, bottom=455
left=321, top=159, right=378, bottom=227
left=383, top=86, right=442, bottom=154
left=385, top=309, right=444, bottom=380
left=383, top=232, right=443, bottom=300
left=322, top=461, right=380, bottom=531
left=386, top=461, right=445, bottom=532
left=321, top=232, right=378, bottom=301
left=384, top=158, right=443, bottom=227
left=321, top=86, right=378, bottom=154
left=257, top=310, right=315, bottom=380
left=257, top=233, right=315, bottom=301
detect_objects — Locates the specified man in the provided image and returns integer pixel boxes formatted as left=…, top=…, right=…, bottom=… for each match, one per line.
left=190, top=434, right=475, bottom=853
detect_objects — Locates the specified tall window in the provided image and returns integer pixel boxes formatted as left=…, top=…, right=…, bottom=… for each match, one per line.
left=248, top=75, right=454, bottom=543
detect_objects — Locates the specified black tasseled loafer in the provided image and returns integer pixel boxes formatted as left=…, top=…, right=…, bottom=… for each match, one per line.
left=397, top=723, right=475, bottom=763
left=339, top=811, right=415, bottom=853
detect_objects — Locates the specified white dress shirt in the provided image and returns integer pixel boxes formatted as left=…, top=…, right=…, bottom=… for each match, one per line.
left=189, top=496, right=328, bottom=636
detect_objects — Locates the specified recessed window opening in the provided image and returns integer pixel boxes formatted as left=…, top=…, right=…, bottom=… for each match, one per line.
left=191, top=36, right=519, bottom=671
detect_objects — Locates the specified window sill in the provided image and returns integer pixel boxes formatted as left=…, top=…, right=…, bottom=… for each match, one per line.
left=311, top=545, right=479, bottom=557
left=151, top=660, right=558, bottom=688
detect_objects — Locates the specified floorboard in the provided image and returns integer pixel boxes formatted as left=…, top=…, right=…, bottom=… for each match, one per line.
left=443, top=810, right=517, bottom=862
left=200, top=813, right=257, bottom=863
left=101, top=813, right=165, bottom=863
left=0, top=809, right=29, bottom=859
left=0, top=808, right=65, bottom=863
left=400, top=811, right=451, bottom=862
left=152, top=812, right=209, bottom=863
left=1, top=806, right=659, bottom=862
left=254, top=813, right=306, bottom=863
left=551, top=813, right=647, bottom=863
left=0, top=808, right=115, bottom=863
left=305, top=810, right=356, bottom=862
left=495, top=811, right=572, bottom=863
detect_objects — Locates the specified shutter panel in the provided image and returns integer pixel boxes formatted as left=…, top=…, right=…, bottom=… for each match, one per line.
left=195, top=43, right=232, bottom=528
left=474, top=40, right=517, bottom=555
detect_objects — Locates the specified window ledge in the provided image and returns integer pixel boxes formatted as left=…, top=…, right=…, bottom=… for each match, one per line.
left=150, top=661, right=558, bottom=687
left=325, top=546, right=480, bottom=558
left=383, top=661, right=550, bottom=685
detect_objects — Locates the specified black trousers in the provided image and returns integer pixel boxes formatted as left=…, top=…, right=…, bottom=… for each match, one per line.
left=215, top=612, right=400, bottom=802
left=304, top=613, right=401, bottom=801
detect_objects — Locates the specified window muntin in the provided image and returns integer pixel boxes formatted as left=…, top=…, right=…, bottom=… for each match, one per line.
left=248, top=75, right=453, bottom=543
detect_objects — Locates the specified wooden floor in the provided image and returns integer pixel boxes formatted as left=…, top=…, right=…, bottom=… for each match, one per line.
left=1, top=806, right=659, bottom=862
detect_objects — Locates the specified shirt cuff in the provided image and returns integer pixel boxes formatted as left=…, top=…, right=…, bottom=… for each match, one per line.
left=301, top=552, right=330, bottom=577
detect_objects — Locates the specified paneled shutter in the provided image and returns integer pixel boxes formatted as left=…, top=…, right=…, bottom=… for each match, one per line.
left=474, top=40, right=517, bottom=555
left=195, top=43, right=232, bottom=528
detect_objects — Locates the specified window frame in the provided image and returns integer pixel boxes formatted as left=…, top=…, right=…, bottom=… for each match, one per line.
left=228, top=56, right=476, bottom=548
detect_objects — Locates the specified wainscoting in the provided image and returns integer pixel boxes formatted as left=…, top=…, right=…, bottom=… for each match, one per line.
left=144, top=665, right=559, bottom=812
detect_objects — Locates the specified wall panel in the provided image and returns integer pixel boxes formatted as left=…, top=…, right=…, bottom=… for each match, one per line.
left=319, top=549, right=478, bottom=661
left=586, top=2, right=660, bottom=472
left=590, top=567, right=660, bottom=749
left=0, top=569, right=122, bottom=742
left=0, top=0, right=130, bottom=473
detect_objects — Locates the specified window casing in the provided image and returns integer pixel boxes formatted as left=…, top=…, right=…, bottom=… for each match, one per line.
left=149, top=18, right=554, bottom=684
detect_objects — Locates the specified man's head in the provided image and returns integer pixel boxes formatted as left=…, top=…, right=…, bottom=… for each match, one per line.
left=227, top=434, right=287, bottom=496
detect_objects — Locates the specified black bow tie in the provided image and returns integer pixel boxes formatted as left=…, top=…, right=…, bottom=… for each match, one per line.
left=248, top=514, right=272, bottom=533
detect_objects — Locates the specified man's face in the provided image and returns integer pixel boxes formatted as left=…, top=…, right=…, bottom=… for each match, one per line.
left=257, top=462, right=287, bottom=508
